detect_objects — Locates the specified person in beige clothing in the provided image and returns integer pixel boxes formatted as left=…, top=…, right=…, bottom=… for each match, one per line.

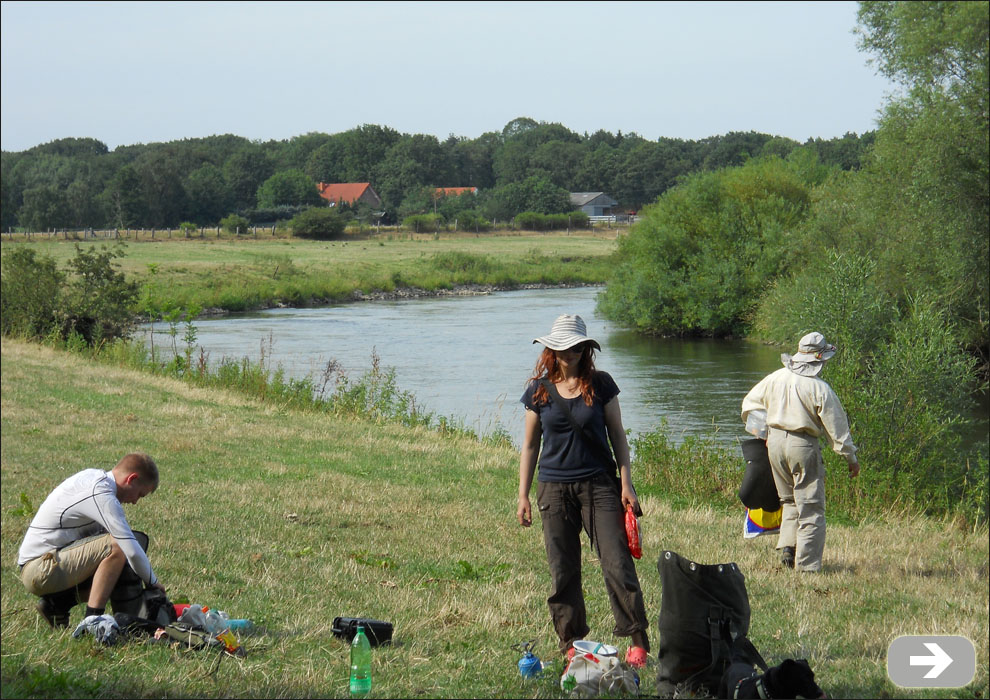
left=741, top=332, right=860, bottom=572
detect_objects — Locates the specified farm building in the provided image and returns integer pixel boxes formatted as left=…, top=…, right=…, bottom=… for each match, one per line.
left=569, top=192, right=618, bottom=217
left=316, top=182, right=382, bottom=208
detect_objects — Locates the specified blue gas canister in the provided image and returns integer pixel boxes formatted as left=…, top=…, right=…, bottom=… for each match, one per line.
left=513, top=640, right=543, bottom=679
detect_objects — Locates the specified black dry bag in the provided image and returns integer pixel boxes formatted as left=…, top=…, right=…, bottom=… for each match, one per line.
left=655, top=551, right=755, bottom=698
left=738, top=438, right=780, bottom=511
left=332, top=616, right=393, bottom=647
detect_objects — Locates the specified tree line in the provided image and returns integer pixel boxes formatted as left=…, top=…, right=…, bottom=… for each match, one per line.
left=1, top=119, right=873, bottom=231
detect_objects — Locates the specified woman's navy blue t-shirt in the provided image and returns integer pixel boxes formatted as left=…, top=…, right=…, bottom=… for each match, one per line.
left=520, top=371, right=619, bottom=483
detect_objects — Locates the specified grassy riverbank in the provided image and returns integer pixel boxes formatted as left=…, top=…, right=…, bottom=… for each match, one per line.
left=0, top=231, right=619, bottom=313
left=1, top=337, right=987, bottom=699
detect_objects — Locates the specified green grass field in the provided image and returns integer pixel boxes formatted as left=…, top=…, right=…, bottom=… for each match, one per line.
left=0, top=231, right=620, bottom=313
left=2, top=337, right=987, bottom=698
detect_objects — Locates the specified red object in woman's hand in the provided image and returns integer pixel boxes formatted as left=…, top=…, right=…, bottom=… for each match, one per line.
left=625, top=506, right=642, bottom=559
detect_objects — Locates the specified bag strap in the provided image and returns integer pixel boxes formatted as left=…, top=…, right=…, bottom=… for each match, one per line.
left=538, top=378, right=615, bottom=468
left=732, top=635, right=769, bottom=673
left=691, top=605, right=769, bottom=691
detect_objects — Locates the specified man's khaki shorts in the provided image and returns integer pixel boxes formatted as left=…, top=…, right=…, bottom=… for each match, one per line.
left=20, top=533, right=114, bottom=595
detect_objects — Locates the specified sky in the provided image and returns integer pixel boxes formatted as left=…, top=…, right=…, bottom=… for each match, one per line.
left=0, top=0, right=896, bottom=153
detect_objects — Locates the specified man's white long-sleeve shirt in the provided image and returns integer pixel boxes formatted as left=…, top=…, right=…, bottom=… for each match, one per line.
left=17, top=469, right=158, bottom=586
left=742, top=367, right=857, bottom=462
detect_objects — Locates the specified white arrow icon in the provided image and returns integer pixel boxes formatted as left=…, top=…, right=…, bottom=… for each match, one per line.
left=909, top=643, right=953, bottom=678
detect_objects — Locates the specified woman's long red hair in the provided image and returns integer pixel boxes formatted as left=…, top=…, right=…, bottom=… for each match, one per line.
left=530, top=346, right=597, bottom=406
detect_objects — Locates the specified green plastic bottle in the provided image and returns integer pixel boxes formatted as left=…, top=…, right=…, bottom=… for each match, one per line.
left=349, top=625, right=372, bottom=696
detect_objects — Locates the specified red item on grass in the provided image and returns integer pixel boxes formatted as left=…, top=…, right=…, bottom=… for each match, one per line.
left=625, top=506, right=642, bottom=559
left=174, top=603, right=191, bottom=617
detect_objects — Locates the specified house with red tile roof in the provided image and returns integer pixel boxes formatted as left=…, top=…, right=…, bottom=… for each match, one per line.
left=316, top=182, right=382, bottom=208
left=434, top=186, right=478, bottom=197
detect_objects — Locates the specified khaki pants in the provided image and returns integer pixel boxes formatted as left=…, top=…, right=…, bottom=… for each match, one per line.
left=537, top=474, right=649, bottom=653
left=767, top=428, right=826, bottom=572
left=20, top=533, right=114, bottom=596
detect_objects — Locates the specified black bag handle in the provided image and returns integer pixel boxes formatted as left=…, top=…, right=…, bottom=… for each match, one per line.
left=538, top=378, right=616, bottom=469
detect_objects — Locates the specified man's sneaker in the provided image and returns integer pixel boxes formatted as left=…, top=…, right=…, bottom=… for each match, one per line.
left=36, top=596, right=70, bottom=629
left=625, top=646, right=648, bottom=669
left=780, top=546, right=796, bottom=569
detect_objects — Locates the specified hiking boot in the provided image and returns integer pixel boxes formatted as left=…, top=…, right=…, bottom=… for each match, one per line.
left=780, top=546, right=796, bottom=569
left=625, top=646, right=648, bottom=669
left=37, top=596, right=71, bottom=629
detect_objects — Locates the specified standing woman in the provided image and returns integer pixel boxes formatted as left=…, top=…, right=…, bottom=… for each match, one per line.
left=517, top=314, right=649, bottom=668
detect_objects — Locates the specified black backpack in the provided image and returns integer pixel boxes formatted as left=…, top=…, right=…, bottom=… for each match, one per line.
left=655, top=551, right=766, bottom=698
left=108, top=531, right=177, bottom=627
left=738, top=439, right=780, bottom=512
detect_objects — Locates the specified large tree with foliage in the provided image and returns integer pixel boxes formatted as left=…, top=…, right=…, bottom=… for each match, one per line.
left=600, top=155, right=817, bottom=336
left=256, top=169, right=321, bottom=208
left=746, top=1, right=988, bottom=521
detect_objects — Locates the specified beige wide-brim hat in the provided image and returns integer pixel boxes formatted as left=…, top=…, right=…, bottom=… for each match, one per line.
left=781, top=331, right=836, bottom=376
left=533, top=314, right=601, bottom=351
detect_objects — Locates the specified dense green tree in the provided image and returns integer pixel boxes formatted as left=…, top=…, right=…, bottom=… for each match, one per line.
left=530, top=140, right=585, bottom=190
left=337, top=124, right=401, bottom=182
left=24, top=137, right=109, bottom=159
left=572, top=144, right=620, bottom=196
left=843, top=0, right=987, bottom=358
left=100, top=165, right=146, bottom=229
left=304, top=138, right=347, bottom=184
left=184, top=164, right=232, bottom=224
left=223, top=147, right=274, bottom=210
left=481, top=175, right=571, bottom=220
left=443, top=133, right=498, bottom=189
left=600, top=156, right=816, bottom=336
left=134, top=151, right=189, bottom=227
left=18, top=185, right=70, bottom=230
left=268, top=131, right=334, bottom=171
left=256, top=169, right=321, bottom=208
left=375, top=134, right=449, bottom=208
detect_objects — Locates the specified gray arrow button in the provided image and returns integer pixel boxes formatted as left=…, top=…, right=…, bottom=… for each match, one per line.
left=888, top=636, right=976, bottom=688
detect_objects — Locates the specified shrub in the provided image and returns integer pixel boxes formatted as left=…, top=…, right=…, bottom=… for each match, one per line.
left=453, top=209, right=491, bottom=232
left=220, top=213, right=251, bottom=235
left=403, top=213, right=444, bottom=232
left=288, top=207, right=346, bottom=240
left=0, top=247, right=64, bottom=338
left=1, top=244, right=138, bottom=345
left=513, top=211, right=545, bottom=230
left=61, top=244, right=140, bottom=344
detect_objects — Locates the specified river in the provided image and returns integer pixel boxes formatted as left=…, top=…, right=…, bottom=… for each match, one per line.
left=143, top=286, right=791, bottom=449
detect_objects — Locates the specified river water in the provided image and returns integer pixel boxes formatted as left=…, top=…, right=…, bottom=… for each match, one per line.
left=148, top=286, right=787, bottom=448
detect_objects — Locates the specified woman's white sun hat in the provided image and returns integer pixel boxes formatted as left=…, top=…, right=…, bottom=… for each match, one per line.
left=781, top=331, right=837, bottom=377
left=533, top=314, right=601, bottom=351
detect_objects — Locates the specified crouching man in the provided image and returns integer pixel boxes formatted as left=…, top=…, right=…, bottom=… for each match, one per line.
left=17, top=453, right=166, bottom=628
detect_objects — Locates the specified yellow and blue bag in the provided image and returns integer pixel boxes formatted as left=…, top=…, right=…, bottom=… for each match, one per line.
left=743, top=507, right=782, bottom=539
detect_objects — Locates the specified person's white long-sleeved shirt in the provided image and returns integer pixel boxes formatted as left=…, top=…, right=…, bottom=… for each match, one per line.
left=741, top=367, right=857, bottom=462
left=17, top=469, right=158, bottom=586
